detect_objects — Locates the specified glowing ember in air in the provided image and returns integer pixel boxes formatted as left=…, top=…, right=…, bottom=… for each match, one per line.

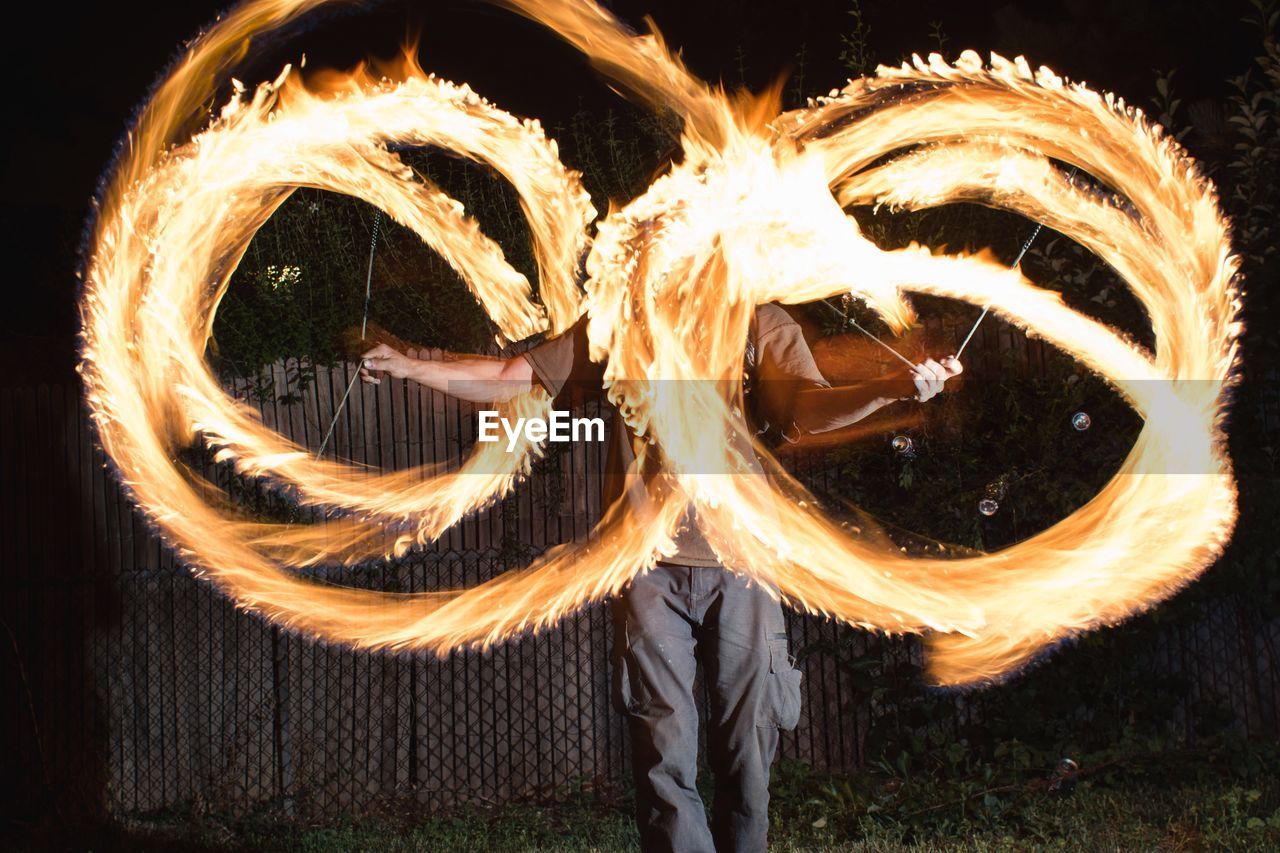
left=79, top=0, right=1241, bottom=685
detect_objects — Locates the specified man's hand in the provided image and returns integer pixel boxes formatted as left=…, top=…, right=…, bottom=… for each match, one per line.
left=900, top=356, right=963, bottom=402
left=360, top=343, right=414, bottom=385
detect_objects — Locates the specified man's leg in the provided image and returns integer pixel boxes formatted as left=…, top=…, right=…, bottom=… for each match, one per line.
left=612, top=564, right=713, bottom=853
left=699, top=570, right=802, bottom=853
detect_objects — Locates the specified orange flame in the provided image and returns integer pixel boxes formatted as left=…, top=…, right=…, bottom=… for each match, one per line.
left=80, top=0, right=1239, bottom=685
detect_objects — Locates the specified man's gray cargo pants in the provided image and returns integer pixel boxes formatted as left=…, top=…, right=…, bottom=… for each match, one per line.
left=611, top=563, right=803, bottom=853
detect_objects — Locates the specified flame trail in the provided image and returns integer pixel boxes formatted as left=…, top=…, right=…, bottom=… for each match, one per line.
left=80, top=0, right=1239, bottom=684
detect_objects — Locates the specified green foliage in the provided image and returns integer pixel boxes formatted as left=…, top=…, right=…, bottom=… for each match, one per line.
left=769, top=746, right=1280, bottom=849
left=44, top=761, right=1280, bottom=850
left=839, top=1, right=875, bottom=78
left=213, top=189, right=380, bottom=377
left=211, top=158, right=526, bottom=385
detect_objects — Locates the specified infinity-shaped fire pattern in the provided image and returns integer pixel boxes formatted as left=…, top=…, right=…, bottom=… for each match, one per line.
left=80, top=0, right=1240, bottom=684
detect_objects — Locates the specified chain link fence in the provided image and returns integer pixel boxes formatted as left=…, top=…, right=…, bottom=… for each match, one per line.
left=2, top=332, right=1277, bottom=822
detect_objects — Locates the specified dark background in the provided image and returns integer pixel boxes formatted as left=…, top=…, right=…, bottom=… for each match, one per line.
left=1, top=0, right=1274, bottom=842
left=0, top=0, right=1255, bottom=363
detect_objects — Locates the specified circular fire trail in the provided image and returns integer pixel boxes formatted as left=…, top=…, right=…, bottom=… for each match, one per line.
left=80, top=0, right=1240, bottom=685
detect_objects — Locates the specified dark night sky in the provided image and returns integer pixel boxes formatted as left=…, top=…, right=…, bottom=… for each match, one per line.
left=0, top=0, right=1256, bottom=358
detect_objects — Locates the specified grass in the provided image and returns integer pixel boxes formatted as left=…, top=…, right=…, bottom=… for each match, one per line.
left=21, top=769, right=1278, bottom=852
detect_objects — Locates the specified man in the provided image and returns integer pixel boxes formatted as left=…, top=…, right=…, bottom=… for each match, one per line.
left=361, top=305, right=960, bottom=852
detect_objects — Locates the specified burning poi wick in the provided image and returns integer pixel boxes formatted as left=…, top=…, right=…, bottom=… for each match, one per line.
left=955, top=165, right=1081, bottom=358
left=315, top=210, right=382, bottom=461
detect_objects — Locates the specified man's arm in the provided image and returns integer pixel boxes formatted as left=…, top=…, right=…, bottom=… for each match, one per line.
left=789, top=356, right=961, bottom=435
left=360, top=343, right=534, bottom=403
left=753, top=306, right=961, bottom=440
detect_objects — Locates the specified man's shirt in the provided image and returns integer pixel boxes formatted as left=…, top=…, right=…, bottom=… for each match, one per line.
left=523, top=303, right=829, bottom=566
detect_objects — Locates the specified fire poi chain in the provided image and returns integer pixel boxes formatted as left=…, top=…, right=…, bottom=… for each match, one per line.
left=79, top=0, right=1240, bottom=686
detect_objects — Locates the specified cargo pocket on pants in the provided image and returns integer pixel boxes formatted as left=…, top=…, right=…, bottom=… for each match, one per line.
left=612, top=621, right=652, bottom=716
left=757, top=632, right=803, bottom=731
